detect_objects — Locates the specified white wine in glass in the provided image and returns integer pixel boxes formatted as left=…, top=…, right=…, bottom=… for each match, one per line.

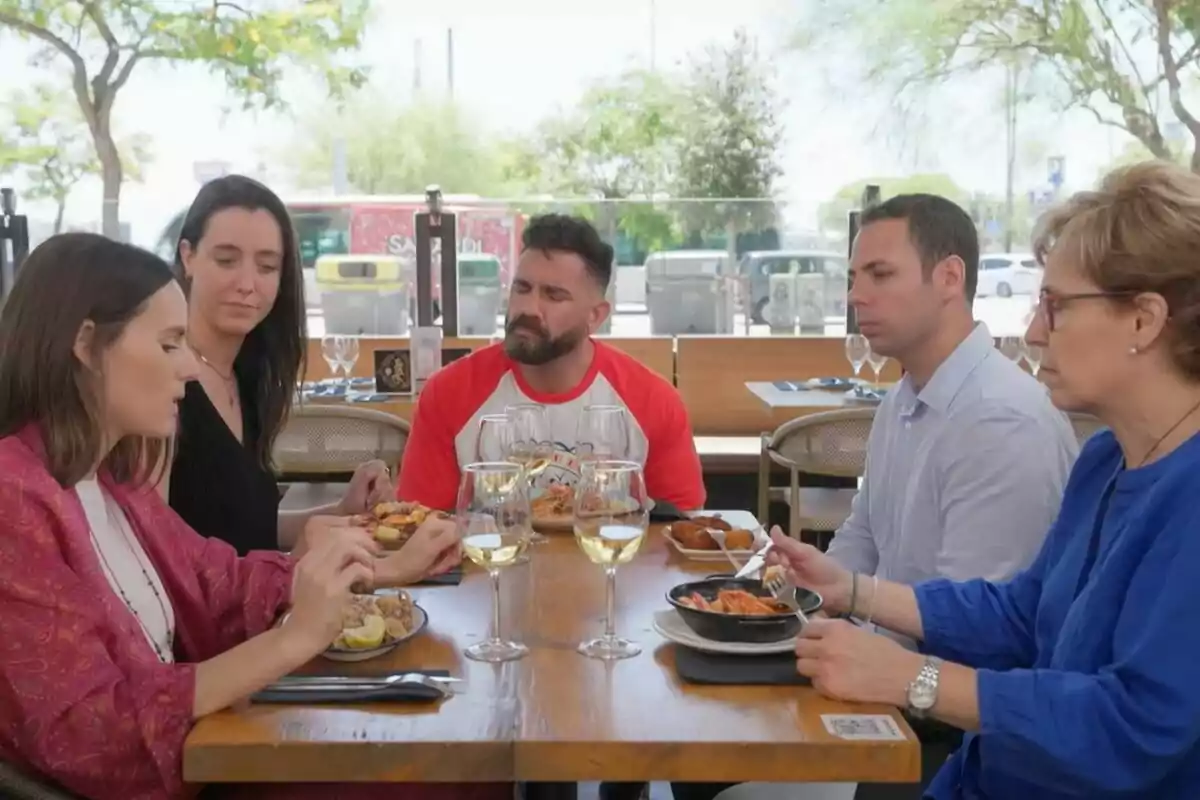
left=457, top=462, right=530, bottom=663
left=573, top=460, right=649, bottom=660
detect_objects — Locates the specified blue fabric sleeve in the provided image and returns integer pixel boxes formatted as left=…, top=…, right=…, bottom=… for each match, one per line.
left=973, top=503, right=1200, bottom=795
left=914, top=533, right=1051, bottom=670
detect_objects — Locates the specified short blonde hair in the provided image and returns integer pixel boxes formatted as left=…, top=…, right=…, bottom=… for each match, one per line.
left=1033, top=160, right=1200, bottom=378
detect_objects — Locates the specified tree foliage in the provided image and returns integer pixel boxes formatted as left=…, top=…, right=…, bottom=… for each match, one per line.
left=0, top=0, right=371, bottom=236
left=674, top=28, right=785, bottom=240
left=0, top=83, right=149, bottom=234
left=287, top=95, right=521, bottom=196
left=797, top=0, right=1200, bottom=171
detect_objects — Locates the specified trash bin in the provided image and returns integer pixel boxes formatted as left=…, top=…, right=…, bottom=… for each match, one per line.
left=644, top=250, right=735, bottom=335
left=317, top=255, right=408, bottom=335
left=795, top=273, right=827, bottom=333
left=457, top=253, right=503, bottom=336
left=767, top=273, right=796, bottom=333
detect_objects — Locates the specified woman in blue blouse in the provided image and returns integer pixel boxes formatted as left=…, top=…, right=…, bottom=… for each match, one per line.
left=772, top=160, right=1200, bottom=800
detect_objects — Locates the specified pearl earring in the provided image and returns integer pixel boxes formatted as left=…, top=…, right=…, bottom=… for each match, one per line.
left=1129, top=346, right=1139, bottom=355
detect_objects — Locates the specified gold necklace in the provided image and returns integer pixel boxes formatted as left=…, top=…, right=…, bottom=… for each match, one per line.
left=1132, top=393, right=1200, bottom=468
left=189, top=344, right=239, bottom=407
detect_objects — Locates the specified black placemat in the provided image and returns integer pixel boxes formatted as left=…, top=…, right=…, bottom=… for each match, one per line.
left=414, top=565, right=464, bottom=586
left=649, top=499, right=689, bottom=523
left=253, top=670, right=450, bottom=704
left=673, top=645, right=809, bottom=686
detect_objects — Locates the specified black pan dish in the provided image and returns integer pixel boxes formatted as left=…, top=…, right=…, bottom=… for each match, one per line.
left=666, top=576, right=823, bottom=644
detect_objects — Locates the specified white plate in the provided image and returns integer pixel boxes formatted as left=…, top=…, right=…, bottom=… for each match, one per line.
left=662, top=509, right=769, bottom=562
left=322, top=604, right=428, bottom=662
left=652, top=609, right=795, bottom=655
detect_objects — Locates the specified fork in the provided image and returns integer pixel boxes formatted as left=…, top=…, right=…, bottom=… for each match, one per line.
left=763, top=569, right=809, bottom=625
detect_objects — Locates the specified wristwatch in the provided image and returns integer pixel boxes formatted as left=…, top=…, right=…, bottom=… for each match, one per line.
left=906, top=656, right=942, bottom=718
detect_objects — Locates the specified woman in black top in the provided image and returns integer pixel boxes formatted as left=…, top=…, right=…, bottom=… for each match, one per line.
left=164, top=175, right=391, bottom=556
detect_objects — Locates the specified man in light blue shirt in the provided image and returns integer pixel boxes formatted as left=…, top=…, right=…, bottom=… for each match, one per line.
left=834, top=194, right=1078, bottom=800
left=832, top=194, right=1077, bottom=588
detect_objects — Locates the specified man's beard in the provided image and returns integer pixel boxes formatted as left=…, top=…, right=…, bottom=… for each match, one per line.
left=503, top=314, right=587, bottom=366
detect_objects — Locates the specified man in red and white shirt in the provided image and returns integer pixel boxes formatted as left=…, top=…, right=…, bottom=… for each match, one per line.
left=398, top=213, right=705, bottom=512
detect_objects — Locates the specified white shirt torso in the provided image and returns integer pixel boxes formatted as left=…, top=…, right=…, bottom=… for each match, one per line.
left=77, top=478, right=176, bottom=662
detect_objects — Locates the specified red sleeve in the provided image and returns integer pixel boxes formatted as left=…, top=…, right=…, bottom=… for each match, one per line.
left=642, top=389, right=706, bottom=510
left=0, top=483, right=196, bottom=799
left=184, top=533, right=292, bottom=659
left=398, top=368, right=463, bottom=511
left=599, top=345, right=706, bottom=511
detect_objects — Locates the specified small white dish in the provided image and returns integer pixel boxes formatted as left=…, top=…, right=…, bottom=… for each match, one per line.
left=651, top=609, right=795, bottom=655
left=662, top=510, right=769, bottom=562
left=322, top=604, right=428, bottom=662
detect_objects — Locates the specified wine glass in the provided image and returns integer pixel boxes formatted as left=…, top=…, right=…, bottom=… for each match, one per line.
left=506, top=403, right=553, bottom=544
left=574, top=460, right=650, bottom=660
left=998, top=336, right=1023, bottom=362
left=865, top=347, right=889, bottom=386
left=457, top=462, right=531, bottom=663
left=320, top=335, right=343, bottom=386
left=340, top=336, right=361, bottom=392
left=1021, top=342, right=1043, bottom=376
left=575, top=405, right=631, bottom=463
left=475, top=415, right=514, bottom=462
left=845, top=334, right=869, bottom=378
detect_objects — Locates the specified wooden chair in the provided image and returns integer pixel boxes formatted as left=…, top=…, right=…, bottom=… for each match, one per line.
left=0, top=761, right=81, bottom=800
left=757, top=407, right=876, bottom=539
left=273, top=405, right=411, bottom=481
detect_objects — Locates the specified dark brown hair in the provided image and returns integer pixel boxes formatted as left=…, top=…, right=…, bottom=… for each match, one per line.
left=0, top=233, right=177, bottom=487
left=1033, top=160, right=1200, bottom=380
left=172, top=175, right=307, bottom=469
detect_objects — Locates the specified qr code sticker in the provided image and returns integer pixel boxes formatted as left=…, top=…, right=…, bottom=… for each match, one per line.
left=820, top=714, right=906, bottom=741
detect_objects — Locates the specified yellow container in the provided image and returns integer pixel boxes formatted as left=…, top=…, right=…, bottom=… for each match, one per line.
left=314, top=254, right=405, bottom=292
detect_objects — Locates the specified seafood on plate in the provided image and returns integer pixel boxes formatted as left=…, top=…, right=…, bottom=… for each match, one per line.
left=352, top=500, right=451, bottom=549
left=676, top=589, right=790, bottom=616
left=333, top=592, right=415, bottom=651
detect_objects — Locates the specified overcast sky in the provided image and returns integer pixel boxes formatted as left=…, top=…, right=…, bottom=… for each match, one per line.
left=0, top=0, right=1125, bottom=245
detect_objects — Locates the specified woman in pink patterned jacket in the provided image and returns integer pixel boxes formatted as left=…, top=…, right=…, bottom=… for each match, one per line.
left=0, top=233, right=504, bottom=800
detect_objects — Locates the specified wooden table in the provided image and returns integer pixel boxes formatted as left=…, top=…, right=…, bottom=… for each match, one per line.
left=184, top=527, right=919, bottom=785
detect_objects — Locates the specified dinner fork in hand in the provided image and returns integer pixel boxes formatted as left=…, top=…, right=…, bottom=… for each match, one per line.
left=764, top=568, right=809, bottom=625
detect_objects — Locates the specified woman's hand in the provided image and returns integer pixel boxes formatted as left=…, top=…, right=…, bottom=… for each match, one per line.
left=282, top=535, right=377, bottom=655
left=376, top=515, right=463, bottom=586
left=336, top=460, right=395, bottom=515
left=292, top=515, right=379, bottom=562
left=795, top=617, right=924, bottom=706
left=766, top=527, right=856, bottom=614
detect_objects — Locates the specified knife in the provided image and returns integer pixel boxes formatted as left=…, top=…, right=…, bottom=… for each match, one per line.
left=733, top=541, right=774, bottom=579
left=276, top=674, right=461, bottom=686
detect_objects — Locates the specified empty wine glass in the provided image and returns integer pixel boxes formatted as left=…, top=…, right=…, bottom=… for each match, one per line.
left=845, top=334, right=869, bottom=377
left=575, top=405, right=631, bottom=463
left=475, top=415, right=514, bottom=462
left=320, top=335, right=343, bottom=385
left=506, top=403, right=553, bottom=545
left=998, top=336, right=1023, bottom=362
left=458, top=462, right=530, bottom=663
left=573, top=460, right=650, bottom=660
left=340, top=336, right=361, bottom=391
left=865, top=347, right=888, bottom=386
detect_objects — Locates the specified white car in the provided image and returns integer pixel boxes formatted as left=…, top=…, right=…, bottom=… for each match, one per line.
left=977, top=253, right=1042, bottom=298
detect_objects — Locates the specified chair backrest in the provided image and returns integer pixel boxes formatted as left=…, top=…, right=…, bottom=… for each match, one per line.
left=766, top=407, right=877, bottom=478
left=1067, top=412, right=1106, bottom=447
left=272, top=404, right=411, bottom=478
left=0, top=761, right=81, bottom=800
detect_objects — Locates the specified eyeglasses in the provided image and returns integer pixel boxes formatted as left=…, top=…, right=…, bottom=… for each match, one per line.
left=1036, top=289, right=1138, bottom=332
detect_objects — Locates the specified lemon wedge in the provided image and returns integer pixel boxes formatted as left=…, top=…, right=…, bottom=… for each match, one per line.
left=341, top=613, right=387, bottom=649
left=374, top=524, right=401, bottom=543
